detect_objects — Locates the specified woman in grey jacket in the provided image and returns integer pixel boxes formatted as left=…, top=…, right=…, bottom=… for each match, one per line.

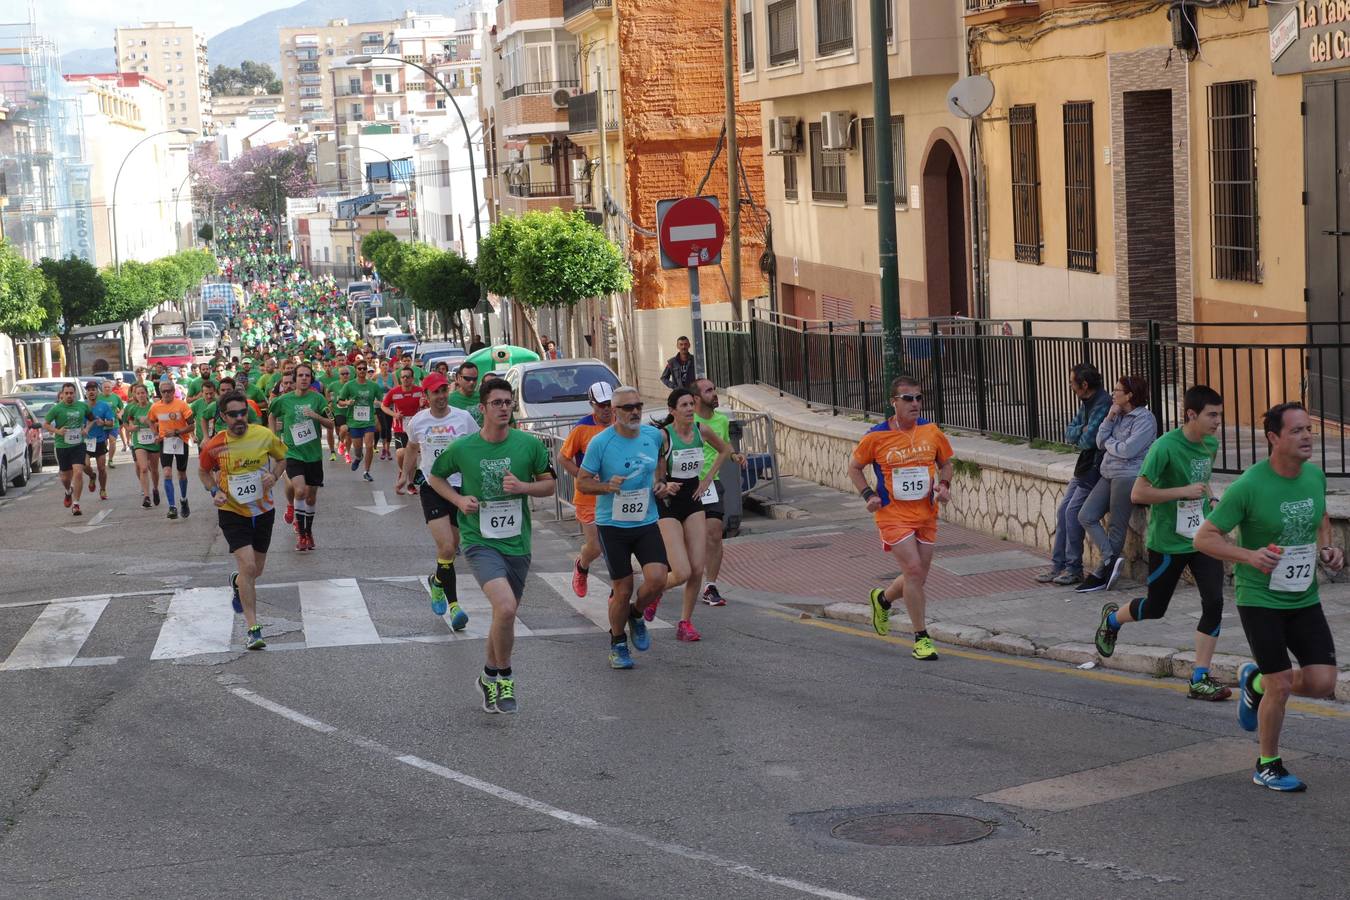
left=1075, top=374, right=1158, bottom=593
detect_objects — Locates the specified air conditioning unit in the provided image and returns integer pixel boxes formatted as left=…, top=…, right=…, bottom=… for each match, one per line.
left=551, top=87, right=572, bottom=109
left=570, top=159, right=588, bottom=182
left=768, top=116, right=800, bottom=154
left=821, top=111, right=853, bottom=151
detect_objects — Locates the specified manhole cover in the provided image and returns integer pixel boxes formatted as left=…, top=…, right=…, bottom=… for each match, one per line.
left=830, top=813, right=994, bottom=847
left=791, top=542, right=830, bottom=550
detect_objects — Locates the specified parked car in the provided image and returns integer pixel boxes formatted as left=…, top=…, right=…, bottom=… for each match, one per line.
left=413, top=341, right=464, bottom=366
left=0, top=395, right=45, bottom=472
left=0, top=403, right=32, bottom=494
left=145, top=338, right=194, bottom=369
left=187, top=324, right=219, bottom=359
left=501, top=358, right=621, bottom=421
left=381, top=332, right=415, bottom=352
left=386, top=341, right=417, bottom=360
left=189, top=319, right=220, bottom=336
left=346, top=281, right=375, bottom=298
left=366, top=316, right=402, bottom=342
left=421, top=350, right=468, bottom=373
left=13, top=377, right=75, bottom=394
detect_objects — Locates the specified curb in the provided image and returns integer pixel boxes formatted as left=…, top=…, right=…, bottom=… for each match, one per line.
left=742, top=490, right=811, bottom=521
left=819, top=603, right=1350, bottom=702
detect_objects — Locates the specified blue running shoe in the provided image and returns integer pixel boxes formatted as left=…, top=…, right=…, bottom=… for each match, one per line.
left=230, top=572, right=243, bottom=615
left=350, top=456, right=360, bottom=472
left=1253, top=759, right=1306, bottom=792
left=1238, top=662, right=1261, bottom=733
left=428, top=575, right=448, bottom=617
left=609, top=641, right=634, bottom=669
left=628, top=614, right=650, bottom=651
left=448, top=602, right=468, bottom=632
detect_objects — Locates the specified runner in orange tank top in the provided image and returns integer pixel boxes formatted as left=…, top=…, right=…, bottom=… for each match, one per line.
left=848, top=374, right=955, bottom=661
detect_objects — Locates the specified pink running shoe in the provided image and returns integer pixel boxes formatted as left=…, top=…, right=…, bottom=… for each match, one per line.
left=642, top=600, right=659, bottom=623
left=676, top=620, right=701, bottom=642
left=571, top=559, right=588, bottom=598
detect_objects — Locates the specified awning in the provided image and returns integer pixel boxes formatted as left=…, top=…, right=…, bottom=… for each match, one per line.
left=70, top=322, right=123, bottom=337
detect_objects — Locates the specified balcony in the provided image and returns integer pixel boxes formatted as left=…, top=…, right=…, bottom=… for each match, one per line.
left=503, top=79, right=579, bottom=100
left=567, top=89, right=618, bottom=135
left=506, top=181, right=570, bottom=198
left=563, top=0, right=613, bottom=24
left=298, top=62, right=320, bottom=74
left=963, top=0, right=1039, bottom=24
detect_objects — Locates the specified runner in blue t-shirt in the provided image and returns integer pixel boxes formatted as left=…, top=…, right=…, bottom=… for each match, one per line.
left=82, top=380, right=118, bottom=501
left=578, top=386, right=671, bottom=670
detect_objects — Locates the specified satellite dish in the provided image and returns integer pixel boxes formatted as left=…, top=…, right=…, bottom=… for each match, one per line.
left=946, top=75, right=995, bottom=120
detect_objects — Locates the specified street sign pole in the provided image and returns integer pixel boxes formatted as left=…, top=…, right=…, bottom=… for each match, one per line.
left=688, top=255, right=704, bottom=378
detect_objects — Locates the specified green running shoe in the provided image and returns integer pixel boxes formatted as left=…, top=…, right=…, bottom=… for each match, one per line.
left=868, top=588, right=890, bottom=636
left=912, top=635, right=939, bottom=661
left=1094, top=602, right=1120, bottom=658
left=1188, top=674, right=1233, bottom=701
left=427, top=574, right=448, bottom=617
left=246, top=625, right=266, bottom=650
left=495, top=677, right=517, bottom=714
left=477, top=674, right=498, bottom=713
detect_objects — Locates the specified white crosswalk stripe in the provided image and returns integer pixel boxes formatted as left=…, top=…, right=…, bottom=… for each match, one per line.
left=0, top=573, right=617, bottom=672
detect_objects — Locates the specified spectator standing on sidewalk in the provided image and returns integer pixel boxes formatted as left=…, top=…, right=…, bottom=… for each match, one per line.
left=1038, top=363, right=1111, bottom=586
left=660, top=336, right=697, bottom=389
left=1076, top=374, right=1158, bottom=593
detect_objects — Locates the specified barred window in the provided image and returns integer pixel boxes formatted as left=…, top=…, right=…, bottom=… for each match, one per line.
left=784, top=153, right=798, bottom=200
left=809, top=121, right=847, bottom=202
left=1009, top=104, right=1043, bottom=265
left=1063, top=101, right=1097, bottom=272
left=741, top=0, right=755, bottom=72
left=1208, top=80, right=1259, bottom=282
left=860, top=116, right=906, bottom=205
left=816, top=0, right=853, bottom=56
left=767, top=0, right=798, bottom=67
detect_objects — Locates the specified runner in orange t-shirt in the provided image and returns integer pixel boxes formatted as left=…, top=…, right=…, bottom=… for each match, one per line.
left=149, top=379, right=196, bottom=521
left=559, top=383, right=615, bottom=597
left=848, top=374, right=954, bottom=661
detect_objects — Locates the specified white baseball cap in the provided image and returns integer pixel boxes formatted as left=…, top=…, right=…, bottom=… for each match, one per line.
left=588, top=382, right=615, bottom=404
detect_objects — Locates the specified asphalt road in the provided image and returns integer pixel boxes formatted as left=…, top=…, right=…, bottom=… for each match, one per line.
left=2, top=451, right=1348, bottom=899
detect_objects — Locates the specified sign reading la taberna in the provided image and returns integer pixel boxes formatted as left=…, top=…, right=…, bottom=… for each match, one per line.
left=1270, top=1, right=1350, bottom=74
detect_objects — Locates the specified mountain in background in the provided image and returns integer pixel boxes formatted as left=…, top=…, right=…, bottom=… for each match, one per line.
left=61, top=0, right=471, bottom=76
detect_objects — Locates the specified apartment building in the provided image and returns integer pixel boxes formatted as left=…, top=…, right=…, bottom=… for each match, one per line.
left=112, top=22, right=211, bottom=134
left=739, top=0, right=966, bottom=323
left=280, top=18, right=401, bottom=128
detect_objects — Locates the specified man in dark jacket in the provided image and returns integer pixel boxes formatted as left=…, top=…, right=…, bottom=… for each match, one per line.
left=660, top=336, right=697, bottom=389
left=1038, top=362, right=1111, bottom=586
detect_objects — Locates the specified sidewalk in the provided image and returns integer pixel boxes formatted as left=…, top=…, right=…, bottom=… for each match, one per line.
left=729, top=477, right=1350, bottom=700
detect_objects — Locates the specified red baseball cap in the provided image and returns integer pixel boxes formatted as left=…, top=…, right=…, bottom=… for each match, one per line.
left=422, top=372, right=449, bottom=392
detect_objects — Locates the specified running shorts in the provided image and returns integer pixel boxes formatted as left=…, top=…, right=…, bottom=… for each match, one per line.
left=56, top=445, right=86, bottom=471
left=658, top=479, right=705, bottom=522
left=393, top=432, right=409, bottom=450
left=218, top=508, right=276, bottom=554
left=598, top=522, right=669, bottom=580
left=285, top=458, right=325, bottom=487
left=86, top=440, right=108, bottom=459
left=881, top=521, right=938, bottom=552
left=1238, top=604, right=1337, bottom=675
left=702, top=479, right=725, bottom=520
left=464, top=544, right=530, bottom=601
left=160, top=450, right=190, bottom=471
left=349, top=425, right=376, bottom=438
left=334, top=413, right=348, bottom=429
left=420, top=485, right=460, bottom=526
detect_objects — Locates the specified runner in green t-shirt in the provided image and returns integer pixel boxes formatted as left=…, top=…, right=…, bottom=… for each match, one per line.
left=426, top=378, right=554, bottom=714
left=447, top=360, right=484, bottom=425
left=692, top=377, right=746, bottom=608
left=190, top=381, right=218, bottom=444
left=1193, top=401, right=1343, bottom=793
left=338, top=363, right=383, bottom=480
left=122, top=382, right=162, bottom=508
left=1093, top=386, right=1230, bottom=701
left=99, top=381, right=125, bottom=468
left=42, top=382, right=93, bottom=515
left=268, top=363, right=333, bottom=551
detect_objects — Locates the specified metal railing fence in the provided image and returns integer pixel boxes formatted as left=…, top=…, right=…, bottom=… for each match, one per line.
left=704, top=311, right=1349, bottom=476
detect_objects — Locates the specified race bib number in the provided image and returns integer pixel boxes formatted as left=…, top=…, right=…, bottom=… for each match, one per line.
left=1269, top=544, right=1316, bottom=593
left=229, top=469, right=265, bottom=504
left=891, top=466, right=931, bottom=501
left=352, top=405, right=371, bottom=423
left=613, top=489, right=650, bottom=522
left=290, top=418, right=317, bottom=445
left=670, top=447, right=704, bottom=480
left=163, top=436, right=185, bottom=455
left=65, top=428, right=83, bottom=444
left=480, top=498, right=522, bottom=539
left=700, top=482, right=718, bottom=505
left=1176, top=499, right=1204, bottom=539
left=422, top=434, right=451, bottom=460
left=137, top=428, right=156, bottom=446
left=85, top=437, right=97, bottom=452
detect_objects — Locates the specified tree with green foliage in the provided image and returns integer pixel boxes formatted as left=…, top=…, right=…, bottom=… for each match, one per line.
left=37, top=255, right=106, bottom=355
left=476, top=214, right=524, bottom=301
left=209, top=61, right=282, bottom=97
left=373, top=240, right=413, bottom=294
left=361, top=230, right=397, bottom=266
left=197, top=222, right=214, bottom=243
left=0, top=241, right=50, bottom=335
left=404, top=247, right=479, bottom=339
left=511, top=210, right=631, bottom=310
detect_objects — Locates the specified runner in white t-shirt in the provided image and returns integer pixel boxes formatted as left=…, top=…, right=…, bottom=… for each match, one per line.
left=403, top=372, right=480, bottom=625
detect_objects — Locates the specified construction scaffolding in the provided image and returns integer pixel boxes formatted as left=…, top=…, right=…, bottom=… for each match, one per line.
left=0, top=0, right=90, bottom=263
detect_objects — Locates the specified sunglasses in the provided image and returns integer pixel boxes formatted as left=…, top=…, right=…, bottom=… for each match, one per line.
left=893, top=393, right=923, bottom=403
left=617, top=402, right=644, bottom=412
left=356, top=367, right=367, bottom=372
left=222, top=409, right=249, bottom=419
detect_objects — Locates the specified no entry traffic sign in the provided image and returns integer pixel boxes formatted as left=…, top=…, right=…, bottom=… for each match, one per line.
left=656, top=196, right=725, bottom=270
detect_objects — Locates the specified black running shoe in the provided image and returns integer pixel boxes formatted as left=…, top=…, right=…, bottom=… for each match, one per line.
left=180, top=498, right=190, bottom=518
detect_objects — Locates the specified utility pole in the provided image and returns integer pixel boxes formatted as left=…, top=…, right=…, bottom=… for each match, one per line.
left=723, top=0, right=742, bottom=322
left=596, top=62, right=610, bottom=362
left=870, top=0, right=901, bottom=383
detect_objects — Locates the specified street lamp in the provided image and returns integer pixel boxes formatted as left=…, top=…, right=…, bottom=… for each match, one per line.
left=171, top=171, right=193, bottom=252
left=347, top=54, right=490, bottom=340
left=346, top=143, right=416, bottom=240
left=112, top=127, right=197, bottom=272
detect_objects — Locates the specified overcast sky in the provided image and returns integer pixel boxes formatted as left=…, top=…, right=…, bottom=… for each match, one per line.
left=43, top=0, right=286, bottom=51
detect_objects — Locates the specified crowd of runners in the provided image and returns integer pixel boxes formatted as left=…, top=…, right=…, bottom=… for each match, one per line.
left=33, top=204, right=1343, bottom=792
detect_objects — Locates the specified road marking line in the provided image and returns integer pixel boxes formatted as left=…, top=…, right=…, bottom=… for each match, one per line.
left=538, top=572, right=674, bottom=631
left=298, top=578, right=381, bottom=648
left=419, top=577, right=532, bottom=638
left=773, top=612, right=1350, bottom=721
left=226, top=686, right=864, bottom=900
left=0, top=599, right=108, bottom=670
left=0, top=589, right=171, bottom=610
left=152, top=587, right=236, bottom=659
left=978, top=738, right=1304, bottom=811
